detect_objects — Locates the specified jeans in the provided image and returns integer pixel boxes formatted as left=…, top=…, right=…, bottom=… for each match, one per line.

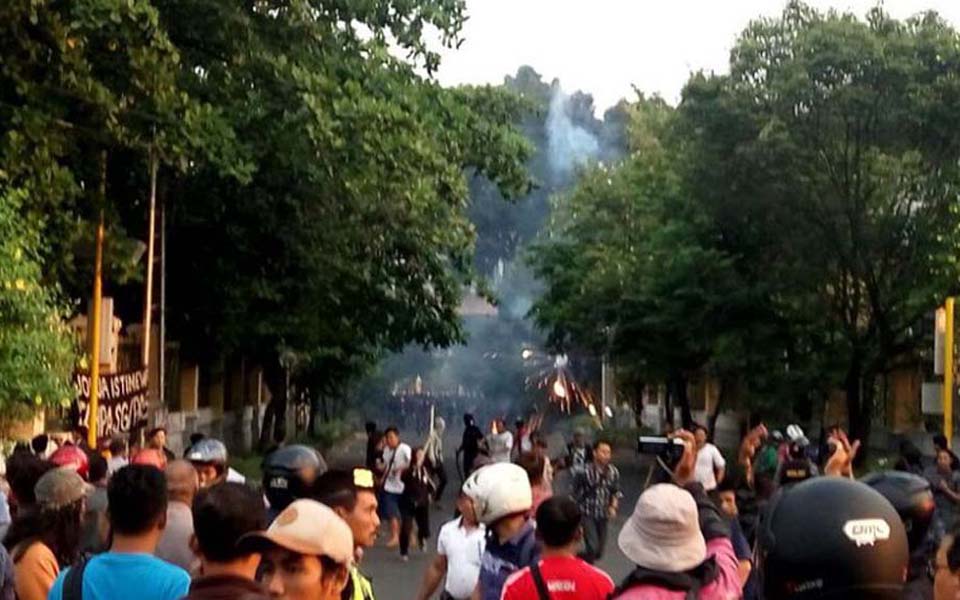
left=579, top=516, right=608, bottom=564
left=400, top=501, right=431, bottom=557
left=433, top=461, right=448, bottom=501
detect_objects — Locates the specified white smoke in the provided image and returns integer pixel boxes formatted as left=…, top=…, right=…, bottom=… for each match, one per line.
left=546, top=87, right=600, bottom=178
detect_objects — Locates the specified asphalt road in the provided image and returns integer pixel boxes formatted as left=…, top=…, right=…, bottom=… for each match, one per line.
left=326, top=429, right=647, bottom=600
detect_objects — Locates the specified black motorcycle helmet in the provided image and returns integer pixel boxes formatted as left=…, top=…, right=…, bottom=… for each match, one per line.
left=758, top=477, right=909, bottom=599
left=262, top=444, right=328, bottom=514
left=861, top=471, right=934, bottom=554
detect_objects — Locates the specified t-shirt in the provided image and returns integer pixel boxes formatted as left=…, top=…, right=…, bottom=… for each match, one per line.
left=487, top=432, right=513, bottom=463
left=382, top=443, right=412, bottom=494
left=925, top=466, right=960, bottom=524
left=437, top=518, right=486, bottom=599
left=155, top=501, right=197, bottom=571
left=695, top=443, right=726, bottom=491
left=501, top=556, right=614, bottom=600
left=48, top=552, right=190, bottom=600
left=479, top=522, right=539, bottom=600
left=12, top=542, right=57, bottom=600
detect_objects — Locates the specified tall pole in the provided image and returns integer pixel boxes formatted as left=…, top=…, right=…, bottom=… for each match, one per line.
left=945, top=297, right=955, bottom=447
left=142, top=152, right=158, bottom=367
left=88, top=211, right=105, bottom=449
left=159, top=188, right=166, bottom=406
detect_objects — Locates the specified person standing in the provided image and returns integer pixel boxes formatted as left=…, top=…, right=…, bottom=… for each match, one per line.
left=313, top=468, right=381, bottom=600
left=464, top=463, right=539, bottom=600
left=156, top=460, right=200, bottom=571
left=694, top=424, right=726, bottom=492
left=378, top=427, right=411, bottom=548
left=424, top=416, right=447, bottom=502
left=48, top=465, right=191, bottom=600
left=183, top=482, right=270, bottom=600
left=501, top=497, right=614, bottom=600
left=107, top=437, right=129, bottom=476
left=147, top=427, right=176, bottom=464
left=926, top=449, right=960, bottom=534
left=572, top=441, right=621, bottom=564
left=400, top=448, right=435, bottom=560
left=5, top=467, right=89, bottom=600
left=415, top=488, right=486, bottom=600
left=365, top=422, right=382, bottom=473
left=563, top=428, right=592, bottom=473
left=241, top=500, right=354, bottom=600
left=458, top=414, right=484, bottom=477
left=486, top=419, right=513, bottom=464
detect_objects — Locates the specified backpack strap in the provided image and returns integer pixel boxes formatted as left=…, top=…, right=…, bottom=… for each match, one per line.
left=62, top=558, right=90, bottom=600
left=530, top=562, right=551, bottom=600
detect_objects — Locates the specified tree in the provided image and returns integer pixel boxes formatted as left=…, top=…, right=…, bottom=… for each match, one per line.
left=0, top=185, right=76, bottom=419
left=154, top=0, right=534, bottom=441
left=676, top=3, right=960, bottom=443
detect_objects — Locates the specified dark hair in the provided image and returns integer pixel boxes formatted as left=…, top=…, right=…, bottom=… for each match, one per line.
left=108, top=465, right=168, bottom=535
left=147, top=427, right=166, bottom=439
left=109, top=437, right=128, bottom=455
left=518, top=452, right=545, bottom=486
left=89, top=453, right=109, bottom=483
left=384, top=427, right=399, bottom=437
left=4, top=500, right=84, bottom=566
left=536, top=497, right=581, bottom=547
left=190, top=433, right=206, bottom=446
left=365, top=422, right=377, bottom=434
left=7, top=453, right=54, bottom=509
left=193, top=482, right=267, bottom=562
left=313, top=469, right=363, bottom=511
left=693, top=423, right=708, bottom=434
left=592, top=439, right=612, bottom=452
left=30, top=434, right=49, bottom=456
left=935, top=434, right=949, bottom=451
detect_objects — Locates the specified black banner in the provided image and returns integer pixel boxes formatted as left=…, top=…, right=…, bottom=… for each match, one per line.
left=73, top=369, right=150, bottom=440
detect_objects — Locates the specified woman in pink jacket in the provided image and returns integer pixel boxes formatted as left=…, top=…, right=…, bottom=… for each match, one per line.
left=610, top=430, right=742, bottom=600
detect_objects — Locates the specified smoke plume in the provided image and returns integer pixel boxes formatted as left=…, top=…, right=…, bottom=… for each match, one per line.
left=547, top=87, right=600, bottom=179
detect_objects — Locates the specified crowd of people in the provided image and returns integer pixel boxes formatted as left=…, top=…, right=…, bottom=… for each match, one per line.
left=0, top=415, right=957, bottom=600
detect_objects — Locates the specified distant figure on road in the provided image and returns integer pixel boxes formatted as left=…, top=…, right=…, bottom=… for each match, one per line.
left=377, top=427, right=411, bottom=549
left=486, top=419, right=513, bottom=464
left=694, top=424, right=726, bottom=492
left=572, top=441, right=621, bottom=564
left=365, top=422, right=382, bottom=473
left=458, top=414, right=484, bottom=478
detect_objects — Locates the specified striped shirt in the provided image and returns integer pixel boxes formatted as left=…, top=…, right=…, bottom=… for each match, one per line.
left=573, top=463, right=622, bottom=519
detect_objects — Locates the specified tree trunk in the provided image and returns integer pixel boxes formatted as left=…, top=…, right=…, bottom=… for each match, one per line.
left=260, top=361, right=287, bottom=445
left=707, top=379, right=729, bottom=439
left=633, top=379, right=645, bottom=429
left=844, top=357, right=872, bottom=466
left=670, top=372, right=693, bottom=430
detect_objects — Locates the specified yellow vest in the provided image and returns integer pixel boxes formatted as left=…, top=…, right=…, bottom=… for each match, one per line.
left=349, top=567, right=375, bottom=600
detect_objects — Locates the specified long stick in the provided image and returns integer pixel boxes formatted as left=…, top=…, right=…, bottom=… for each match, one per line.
left=88, top=210, right=105, bottom=449
left=945, top=297, right=955, bottom=446
left=142, top=152, right=157, bottom=367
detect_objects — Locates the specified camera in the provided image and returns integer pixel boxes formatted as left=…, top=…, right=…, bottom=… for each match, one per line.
left=637, top=436, right=686, bottom=471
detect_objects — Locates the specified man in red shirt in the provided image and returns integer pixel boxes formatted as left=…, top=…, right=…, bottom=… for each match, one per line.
left=500, top=496, right=614, bottom=600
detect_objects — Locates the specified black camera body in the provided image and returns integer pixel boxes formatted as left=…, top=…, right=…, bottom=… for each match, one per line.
left=637, top=435, right=685, bottom=470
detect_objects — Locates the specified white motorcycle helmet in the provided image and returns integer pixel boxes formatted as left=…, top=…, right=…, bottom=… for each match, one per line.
left=786, top=424, right=808, bottom=445
left=463, top=462, right=532, bottom=525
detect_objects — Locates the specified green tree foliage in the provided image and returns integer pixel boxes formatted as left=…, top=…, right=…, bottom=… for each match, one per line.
left=533, top=3, right=960, bottom=441
left=0, top=186, right=75, bottom=417
left=677, top=3, right=960, bottom=441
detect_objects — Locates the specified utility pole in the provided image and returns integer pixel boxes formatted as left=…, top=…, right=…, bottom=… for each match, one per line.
left=87, top=154, right=107, bottom=449
left=945, top=297, right=955, bottom=446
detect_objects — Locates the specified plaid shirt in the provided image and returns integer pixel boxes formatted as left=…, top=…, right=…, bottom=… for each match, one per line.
left=573, top=462, right=623, bottom=519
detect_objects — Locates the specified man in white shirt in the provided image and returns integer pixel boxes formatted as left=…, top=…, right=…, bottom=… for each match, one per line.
left=378, top=427, right=411, bottom=548
left=416, top=489, right=486, bottom=600
left=486, top=419, right=513, bottom=463
left=694, top=424, right=726, bottom=491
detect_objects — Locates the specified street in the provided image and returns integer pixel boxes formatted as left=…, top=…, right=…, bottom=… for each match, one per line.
left=327, top=429, right=644, bottom=600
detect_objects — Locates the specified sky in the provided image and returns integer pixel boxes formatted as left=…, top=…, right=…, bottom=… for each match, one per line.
left=434, top=0, right=960, bottom=111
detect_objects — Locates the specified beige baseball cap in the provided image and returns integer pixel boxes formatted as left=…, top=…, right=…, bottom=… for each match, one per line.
left=35, top=467, right=94, bottom=510
left=239, top=499, right=353, bottom=564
